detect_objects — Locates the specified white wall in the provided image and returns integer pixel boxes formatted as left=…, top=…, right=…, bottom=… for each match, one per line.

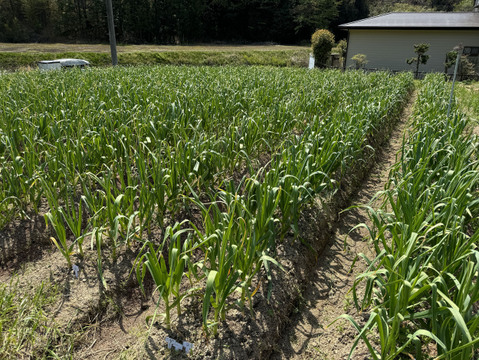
left=345, top=29, right=479, bottom=74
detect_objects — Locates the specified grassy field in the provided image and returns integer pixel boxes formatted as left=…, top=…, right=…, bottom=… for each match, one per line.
left=0, top=43, right=309, bottom=53
left=0, top=43, right=310, bottom=70
left=457, top=82, right=479, bottom=124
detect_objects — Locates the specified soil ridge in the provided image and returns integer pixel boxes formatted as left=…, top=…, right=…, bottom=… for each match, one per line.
left=269, top=90, right=417, bottom=359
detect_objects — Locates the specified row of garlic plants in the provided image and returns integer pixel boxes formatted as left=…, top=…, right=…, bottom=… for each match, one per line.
left=137, top=68, right=413, bottom=335
left=0, top=66, right=413, bottom=335
left=1, top=66, right=362, bottom=232
left=344, top=74, right=479, bottom=359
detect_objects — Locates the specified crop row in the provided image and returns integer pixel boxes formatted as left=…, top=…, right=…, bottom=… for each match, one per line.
left=0, top=66, right=414, bottom=335
left=344, top=74, right=479, bottom=359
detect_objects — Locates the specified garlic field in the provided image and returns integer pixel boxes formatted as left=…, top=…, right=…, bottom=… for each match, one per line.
left=2, top=67, right=475, bottom=359
left=343, top=75, right=479, bottom=360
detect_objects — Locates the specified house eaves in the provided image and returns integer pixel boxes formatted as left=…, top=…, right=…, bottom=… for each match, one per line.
left=339, top=12, right=479, bottom=30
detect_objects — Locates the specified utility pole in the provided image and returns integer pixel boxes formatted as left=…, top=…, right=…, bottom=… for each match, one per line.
left=105, top=0, right=118, bottom=66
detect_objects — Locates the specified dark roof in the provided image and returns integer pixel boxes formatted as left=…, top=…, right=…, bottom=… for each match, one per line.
left=339, top=12, right=479, bottom=30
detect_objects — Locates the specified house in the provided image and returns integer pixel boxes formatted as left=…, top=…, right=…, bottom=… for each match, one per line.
left=339, top=2, right=479, bottom=75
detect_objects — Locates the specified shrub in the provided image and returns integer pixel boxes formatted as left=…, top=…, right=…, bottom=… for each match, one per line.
left=336, top=39, right=348, bottom=59
left=311, top=29, right=335, bottom=68
left=351, top=53, right=368, bottom=69
left=444, top=50, right=458, bottom=74
left=443, top=51, right=477, bottom=80
left=459, top=55, right=477, bottom=80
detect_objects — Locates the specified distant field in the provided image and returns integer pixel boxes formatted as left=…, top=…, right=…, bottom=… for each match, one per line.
left=0, top=43, right=310, bottom=69
left=0, top=43, right=308, bottom=53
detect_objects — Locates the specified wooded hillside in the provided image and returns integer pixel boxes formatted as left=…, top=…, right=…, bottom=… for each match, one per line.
left=0, top=0, right=474, bottom=44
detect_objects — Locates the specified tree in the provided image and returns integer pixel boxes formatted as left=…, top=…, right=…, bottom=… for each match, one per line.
left=407, top=43, right=430, bottom=79
left=351, top=53, right=368, bottom=69
left=454, top=0, right=473, bottom=11
left=337, top=39, right=347, bottom=58
left=431, top=0, right=455, bottom=11
left=0, top=0, right=29, bottom=41
left=458, top=55, right=478, bottom=81
left=311, top=29, right=335, bottom=67
left=292, top=0, right=338, bottom=41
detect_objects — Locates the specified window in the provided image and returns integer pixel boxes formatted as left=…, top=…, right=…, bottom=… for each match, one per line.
left=462, top=46, right=479, bottom=76
left=463, top=47, right=479, bottom=57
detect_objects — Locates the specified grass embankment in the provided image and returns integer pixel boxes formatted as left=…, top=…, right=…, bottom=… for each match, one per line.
left=456, top=82, right=479, bottom=124
left=0, top=279, right=74, bottom=358
left=0, top=44, right=310, bottom=70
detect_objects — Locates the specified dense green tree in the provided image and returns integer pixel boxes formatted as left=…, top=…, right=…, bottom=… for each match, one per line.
left=431, top=0, right=454, bottom=10
left=311, top=28, right=335, bottom=67
left=0, top=0, right=28, bottom=41
left=367, top=0, right=467, bottom=15
left=55, top=0, right=106, bottom=41
left=117, top=0, right=151, bottom=42
left=332, top=0, right=368, bottom=39
left=454, top=0, right=474, bottom=10
left=292, top=0, right=338, bottom=40
left=202, top=0, right=296, bottom=43
left=0, top=0, right=470, bottom=44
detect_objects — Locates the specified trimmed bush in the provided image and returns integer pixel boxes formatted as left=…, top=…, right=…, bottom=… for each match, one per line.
left=351, top=53, right=368, bottom=70
left=311, top=29, right=335, bottom=68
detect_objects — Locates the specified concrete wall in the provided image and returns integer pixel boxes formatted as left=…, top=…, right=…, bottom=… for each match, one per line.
left=345, top=29, right=479, bottom=74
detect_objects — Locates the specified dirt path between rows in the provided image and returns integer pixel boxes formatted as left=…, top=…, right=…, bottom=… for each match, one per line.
left=270, top=90, right=418, bottom=360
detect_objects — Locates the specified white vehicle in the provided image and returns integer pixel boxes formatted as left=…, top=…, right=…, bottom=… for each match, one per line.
left=38, top=58, right=90, bottom=70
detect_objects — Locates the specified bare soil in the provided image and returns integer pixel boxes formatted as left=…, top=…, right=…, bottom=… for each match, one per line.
left=0, top=92, right=417, bottom=360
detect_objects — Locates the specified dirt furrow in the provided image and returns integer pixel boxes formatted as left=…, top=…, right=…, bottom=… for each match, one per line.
left=270, top=91, right=417, bottom=360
